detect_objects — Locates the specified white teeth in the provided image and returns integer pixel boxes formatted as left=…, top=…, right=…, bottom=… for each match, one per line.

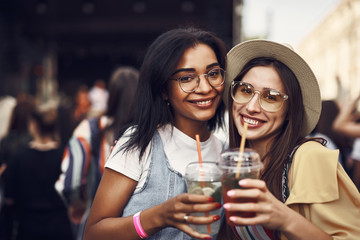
left=195, top=100, right=212, bottom=105
left=243, top=117, right=260, bottom=125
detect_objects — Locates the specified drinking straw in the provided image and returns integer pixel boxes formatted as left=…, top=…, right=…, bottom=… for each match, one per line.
left=195, top=134, right=211, bottom=234
left=235, top=122, right=248, bottom=178
left=195, top=134, right=205, bottom=188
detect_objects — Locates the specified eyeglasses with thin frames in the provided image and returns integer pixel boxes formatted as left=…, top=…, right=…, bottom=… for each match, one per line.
left=170, top=68, right=225, bottom=93
left=231, top=81, right=288, bottom=112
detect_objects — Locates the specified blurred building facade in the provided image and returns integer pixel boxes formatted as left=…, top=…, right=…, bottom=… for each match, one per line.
left=0, top=0, right=235, bottom=102
left=297, top=0, right=360, bottom=100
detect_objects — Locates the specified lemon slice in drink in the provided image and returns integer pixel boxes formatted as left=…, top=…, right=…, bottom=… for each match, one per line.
left=201, top=187, right=215, bottom=196
left=189, top=186, right=203, bottom=195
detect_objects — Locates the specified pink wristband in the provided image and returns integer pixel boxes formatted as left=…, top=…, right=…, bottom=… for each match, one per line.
left=133, top=211, right=149, bottom=239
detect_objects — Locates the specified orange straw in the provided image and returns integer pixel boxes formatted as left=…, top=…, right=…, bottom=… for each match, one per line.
left=236, top=122, right=248, bottom=178
left=195, top=134, right=205, bottom=188
left=195, top=134, right=211, bottom=234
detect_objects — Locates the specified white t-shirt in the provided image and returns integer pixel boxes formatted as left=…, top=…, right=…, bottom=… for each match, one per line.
left=351, top=138, right=360, bottom=161
left=105, top=124, right=226, bottom=191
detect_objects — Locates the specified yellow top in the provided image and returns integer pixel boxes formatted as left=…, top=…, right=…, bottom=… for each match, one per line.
left=283, top=141, right=360, bottom=239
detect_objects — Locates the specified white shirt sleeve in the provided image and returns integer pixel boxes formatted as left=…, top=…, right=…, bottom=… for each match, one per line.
left=105, top=127, right=151, bottom=189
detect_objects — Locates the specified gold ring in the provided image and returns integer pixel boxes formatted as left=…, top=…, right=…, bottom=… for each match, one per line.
left=183, top=215, right=189, bottom=223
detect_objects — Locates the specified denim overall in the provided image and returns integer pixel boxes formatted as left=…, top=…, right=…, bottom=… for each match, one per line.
left=122, top=131, right=192, bottom=240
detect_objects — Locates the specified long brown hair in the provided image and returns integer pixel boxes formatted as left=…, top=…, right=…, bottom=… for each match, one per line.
left=105, top=66, right=140, bottom=140
left=228, top=57, right=315, bottom=200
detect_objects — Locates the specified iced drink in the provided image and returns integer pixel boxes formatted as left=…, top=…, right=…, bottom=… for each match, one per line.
left=185, top=161, right=222, bottom=235
left=219, top=148, right=263, bottom=225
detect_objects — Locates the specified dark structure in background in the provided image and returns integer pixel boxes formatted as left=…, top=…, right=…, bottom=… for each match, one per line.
left=0, top=0, right=234, bottom=99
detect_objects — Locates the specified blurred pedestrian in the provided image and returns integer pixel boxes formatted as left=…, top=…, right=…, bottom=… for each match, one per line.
left=308, top=100, right=355, bottom=166
left=348, top=138, right=360, bottom=190
left=0, top=95, right=35, bottom=240
left=88, top=79, right=109, bottom=118
left=0, top=95, right=16, bottom=141
left=4, top=104, right=73, bottom=240
left=57, top=84, right=91, bottom=148
left=55, top=66, right=140, bottom=240
left=73, top=85, right=92, bottom=122
left=0, top=97, right=35, bottom=173
left=333, top=95, right=360, bottom=190
left=333, top=95, right=360, bottom=137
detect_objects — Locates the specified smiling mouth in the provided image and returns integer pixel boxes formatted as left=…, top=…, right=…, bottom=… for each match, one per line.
left=191, top=99, right=213, bottom=105
left=243, top=116, right=261, bottom=125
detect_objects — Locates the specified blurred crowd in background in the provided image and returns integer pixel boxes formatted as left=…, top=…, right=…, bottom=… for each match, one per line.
left=0, top=66, right=140, bottom=240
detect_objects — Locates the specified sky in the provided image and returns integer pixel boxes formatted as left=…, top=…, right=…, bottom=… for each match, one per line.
left=242, top=0, right=343, bottom=47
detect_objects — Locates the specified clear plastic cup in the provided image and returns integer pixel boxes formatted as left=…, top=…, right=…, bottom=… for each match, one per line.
left=185, top=161, right=222, bottom=235
left=219, top=148, right=263, bottom=225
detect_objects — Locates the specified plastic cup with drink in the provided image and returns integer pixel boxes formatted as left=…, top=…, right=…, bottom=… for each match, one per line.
left=185, top=161, right=222, bottom=234
left=219, top=147, right=263, bottom=225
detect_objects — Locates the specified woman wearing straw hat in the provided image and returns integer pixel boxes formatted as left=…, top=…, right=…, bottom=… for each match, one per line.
left=218, top=39, right=360, bottom=239
left=84, top=27, right=227, bottom=240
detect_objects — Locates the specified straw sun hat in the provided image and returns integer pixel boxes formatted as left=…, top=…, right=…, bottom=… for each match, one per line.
left=225, top=39, right=321, bottom=137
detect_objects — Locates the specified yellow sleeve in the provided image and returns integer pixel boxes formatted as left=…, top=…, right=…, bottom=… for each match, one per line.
left=285, top=141, right=360, bottom=239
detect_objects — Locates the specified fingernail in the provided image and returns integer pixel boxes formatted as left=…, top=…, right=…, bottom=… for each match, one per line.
left=208, top=197, right=214, bottom=202
left=215, top=203, right=222, bottom=209
left=223, top=203, right=230, bottom=209
left=239, top=179, right=247, bottom=185
left=227, top=190, right=235, bottom=196
left=213, top=215, right=220, bottom=221
left=204, top=237, right=212, bottom=240
left=229, top=216, right=236, bottom=222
